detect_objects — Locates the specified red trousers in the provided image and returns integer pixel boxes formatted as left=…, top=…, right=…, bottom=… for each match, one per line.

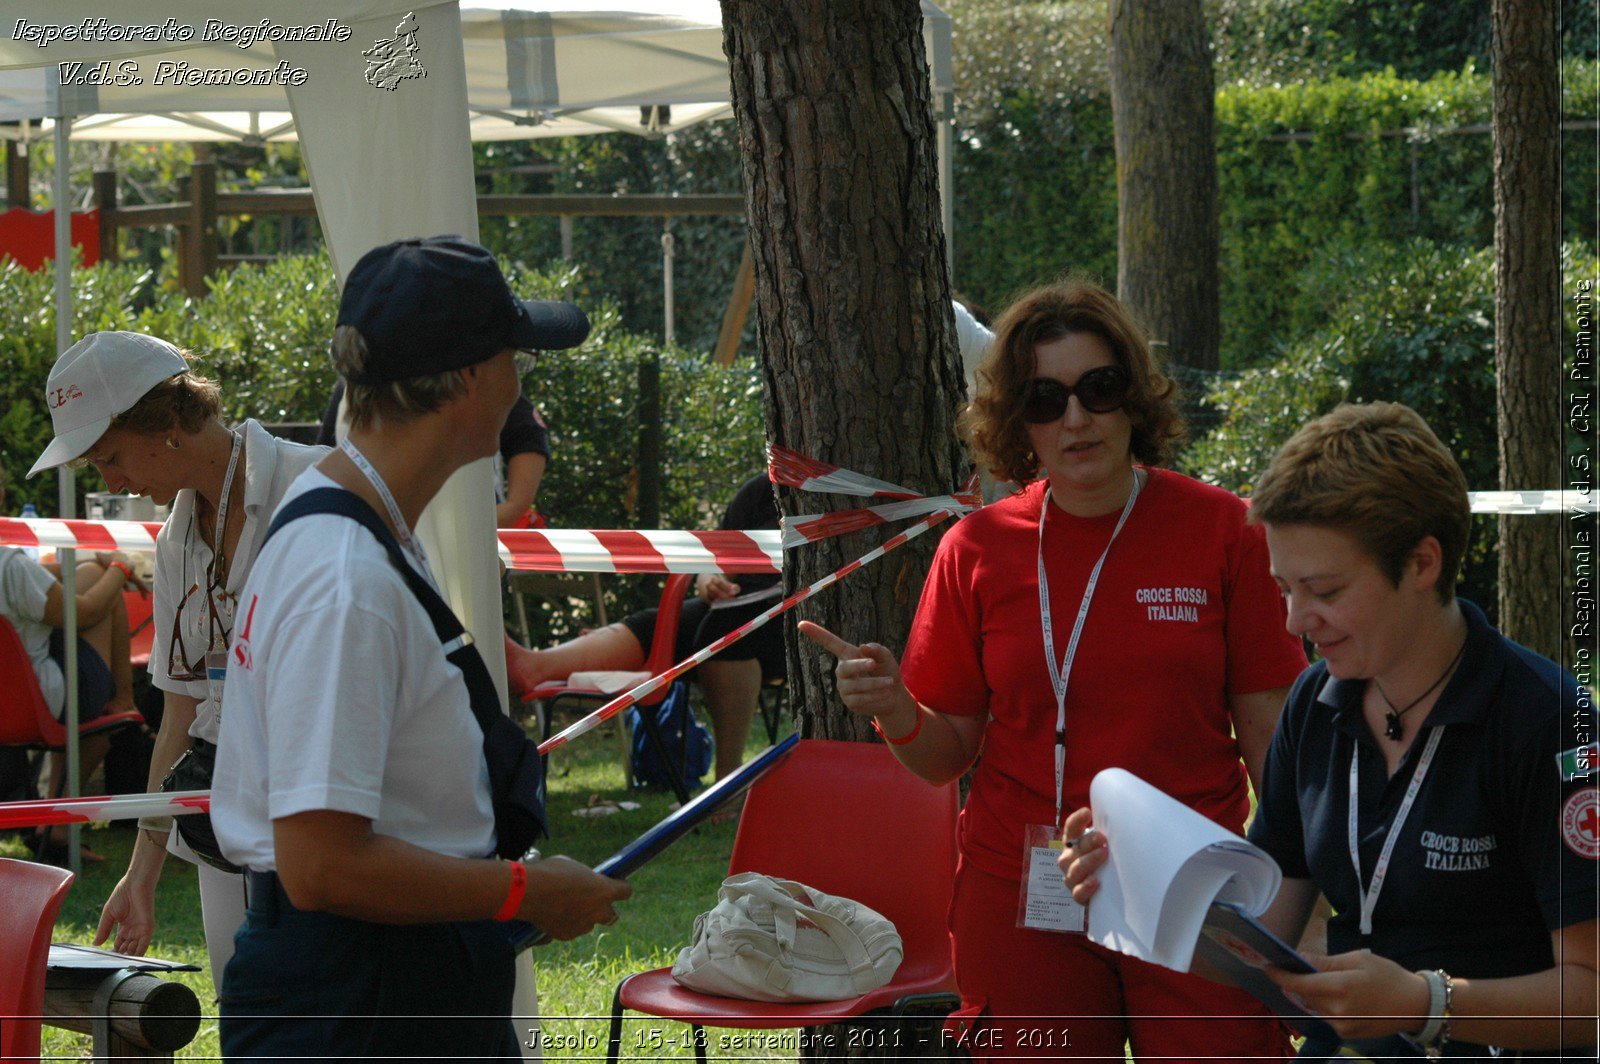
left=946, top=861, right=1293, bottom=1061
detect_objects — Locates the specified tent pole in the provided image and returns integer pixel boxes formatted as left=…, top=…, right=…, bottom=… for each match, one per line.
left=661, top=218, right=675, bottom=345
left=53, top=112, right=81, bottom=876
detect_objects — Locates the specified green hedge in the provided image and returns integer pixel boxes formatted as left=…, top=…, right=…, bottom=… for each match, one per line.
left=1183, top=239, right=1600, bottom=619
left=0, top=254, right=766, bottom=640
left=950, top=45, right=1597, bottom=366
left=0, top=255, right=764, bottom=586
left=1217, top=60, right=1597, bottom=364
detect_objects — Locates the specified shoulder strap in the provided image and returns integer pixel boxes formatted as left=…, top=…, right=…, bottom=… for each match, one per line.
left=263, top=488, right=504, bottom=739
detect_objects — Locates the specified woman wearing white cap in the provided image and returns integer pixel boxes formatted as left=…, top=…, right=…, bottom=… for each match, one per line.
left=29, top=329, right=326, bottom=989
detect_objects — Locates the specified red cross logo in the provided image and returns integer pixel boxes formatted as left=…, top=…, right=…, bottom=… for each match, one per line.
left=1561, top=788, right=1600, bottom=859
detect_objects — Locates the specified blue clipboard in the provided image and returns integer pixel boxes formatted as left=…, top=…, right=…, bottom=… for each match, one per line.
left=507, top=732, right=799, bottom=951
left=1197, top=902, right=1340, bottom=1043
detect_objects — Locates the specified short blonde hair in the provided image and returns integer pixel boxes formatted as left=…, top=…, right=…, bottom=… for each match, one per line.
left=331, top=325, right=467, bottom=431
left=1250, top=402, right=1469, bottom=603
left=958, top=279, right=1185, bottom=485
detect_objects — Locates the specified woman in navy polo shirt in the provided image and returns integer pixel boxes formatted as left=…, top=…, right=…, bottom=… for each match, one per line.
left=1066, top=403, right=1597, bottom=1059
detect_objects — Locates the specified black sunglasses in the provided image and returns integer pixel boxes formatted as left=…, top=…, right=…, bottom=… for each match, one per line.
left=1021, top=366, right=1131, bottom=423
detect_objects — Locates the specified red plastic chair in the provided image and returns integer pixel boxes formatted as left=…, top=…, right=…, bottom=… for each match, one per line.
left=0, top=618, right=145, bottom=802
left=0, top=857, right=74, bottom=1060
left=522, top=573, right=700, bottom=803
left=604, top=739, right=961, bottom=1063
left=123, top=589, right=154, bottom=672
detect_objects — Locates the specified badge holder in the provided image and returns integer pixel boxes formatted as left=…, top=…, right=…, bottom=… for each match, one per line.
left=206, top=641, right=228, bottom=708
left=1016, top=823, right=1086, bottom=933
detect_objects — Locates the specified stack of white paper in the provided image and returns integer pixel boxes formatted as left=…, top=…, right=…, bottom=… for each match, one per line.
left=1086, top=768, right=1282, bottom=972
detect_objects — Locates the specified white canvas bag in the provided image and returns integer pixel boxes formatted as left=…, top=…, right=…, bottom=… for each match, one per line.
left=670, top=872, right=903, bottom=1002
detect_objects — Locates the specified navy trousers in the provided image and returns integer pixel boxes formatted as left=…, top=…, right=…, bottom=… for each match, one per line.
left=220, top=871, right=521, bottom=1061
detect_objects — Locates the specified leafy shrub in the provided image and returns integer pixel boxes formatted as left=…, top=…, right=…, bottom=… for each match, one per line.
left=1184, top=239, right=1600, bottom=616
left=1216, top=59, right=1597, bottom=366
left=0, top=252, right=768, bottom=642
left=945, top=0, right=1597, bottom=366
left=1, top=256, right=764, bottom=513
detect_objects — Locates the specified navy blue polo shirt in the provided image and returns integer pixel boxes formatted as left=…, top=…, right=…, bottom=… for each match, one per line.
left=1249, top=600, right=1598, bottom=983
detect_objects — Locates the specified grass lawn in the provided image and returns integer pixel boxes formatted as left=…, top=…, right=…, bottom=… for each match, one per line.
left=8, top=708, right=796, bottom=1061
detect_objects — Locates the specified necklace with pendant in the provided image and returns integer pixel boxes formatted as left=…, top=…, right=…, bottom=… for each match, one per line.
left=1373, top=636, right=1467, bottom=741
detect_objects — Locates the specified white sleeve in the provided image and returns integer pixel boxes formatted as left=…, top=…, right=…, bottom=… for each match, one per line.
left=256, top=583, right=405, bottom=823
left=0, top=550, right=56, bottom=624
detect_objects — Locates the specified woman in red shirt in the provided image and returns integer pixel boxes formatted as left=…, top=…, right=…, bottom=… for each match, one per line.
left=802, top=280, right=1305, bottom=1060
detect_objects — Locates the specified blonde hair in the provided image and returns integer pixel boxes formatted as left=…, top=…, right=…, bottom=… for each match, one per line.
left=957, top=279, right=1185, bottom=485
left=1250, top=402, right=1469, bottom=603
left=330, top=325, right=468, bottom=430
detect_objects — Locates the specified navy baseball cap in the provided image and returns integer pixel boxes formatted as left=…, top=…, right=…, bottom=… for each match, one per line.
left=336, top=235, right=591, bottom=384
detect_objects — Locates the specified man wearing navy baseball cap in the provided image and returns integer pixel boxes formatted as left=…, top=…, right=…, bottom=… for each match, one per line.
left=213, top=236, right=629, bottom=1060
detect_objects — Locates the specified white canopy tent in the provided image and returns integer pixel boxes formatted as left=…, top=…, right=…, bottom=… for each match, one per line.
left=0, top=3, right=955, bottom=233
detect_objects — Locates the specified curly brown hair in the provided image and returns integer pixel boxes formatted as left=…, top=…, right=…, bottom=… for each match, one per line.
left=108, top=360, right=223, bottom=436
left=957, top=279, right=1185, bottom=485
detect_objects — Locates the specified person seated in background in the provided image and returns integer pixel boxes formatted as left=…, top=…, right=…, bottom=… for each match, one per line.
left=1063, top=402, right=1598, bottom=1060
left=507, top=472, right=782, bottom=780
left=0, top=467, right=145, bottom=863
left=319, top=378, right=551, bottom=528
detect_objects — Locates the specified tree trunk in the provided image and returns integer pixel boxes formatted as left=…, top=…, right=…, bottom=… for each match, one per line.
left=1492, top=0, right=1563, bottom=659
left=721, top=0, right=965, bottom=744
left=1109, top=0, right=1219, bottom=374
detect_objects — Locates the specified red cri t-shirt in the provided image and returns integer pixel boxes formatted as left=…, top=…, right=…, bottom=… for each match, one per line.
left=901, top=469, right=1307, bottom=882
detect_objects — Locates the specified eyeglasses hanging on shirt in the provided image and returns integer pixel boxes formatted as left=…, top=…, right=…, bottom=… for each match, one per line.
left=166, top=431, right=243, bottom=684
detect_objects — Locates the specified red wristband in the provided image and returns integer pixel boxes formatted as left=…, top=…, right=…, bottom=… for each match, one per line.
left=107, top=560, right=133, bottom=582
left=872, top=708, right=923, bottom=746
left=495, top=861, right=527, bottom=922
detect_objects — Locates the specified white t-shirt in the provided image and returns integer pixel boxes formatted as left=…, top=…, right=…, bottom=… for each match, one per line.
left=212, top=468, right=497, bottom=872
left=151, top=419, right=325, bottom=744
left=0, top=546, right=64, bottom=714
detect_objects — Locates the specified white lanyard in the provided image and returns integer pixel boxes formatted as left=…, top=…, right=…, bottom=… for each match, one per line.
left=199, top=430, right=242, bottom=650
left=339, top=437, right=434, bottom=580
left=1348, top=724, right=1443, bottom=937
left=1038, top=468, right=1143, bottom=826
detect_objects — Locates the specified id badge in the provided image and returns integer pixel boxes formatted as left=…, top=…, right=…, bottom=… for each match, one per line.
left=206, top=644, right=228, bottom=709
left=1016, top=823, right=1086, bottom=933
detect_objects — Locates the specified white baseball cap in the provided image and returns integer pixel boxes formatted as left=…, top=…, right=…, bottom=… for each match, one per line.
left=28, top=331, right=189, bottom=478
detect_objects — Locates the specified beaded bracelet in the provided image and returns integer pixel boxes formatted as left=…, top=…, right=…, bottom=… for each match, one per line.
left=1412, top=968, right=1454, bottom=1058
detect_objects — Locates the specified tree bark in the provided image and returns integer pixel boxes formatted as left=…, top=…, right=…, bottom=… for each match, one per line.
left=720, top=0, right=965, bottom=743
left=1110, top=0, right=1220, bottom=373
left=1492, top=0, right=1563, bottom=659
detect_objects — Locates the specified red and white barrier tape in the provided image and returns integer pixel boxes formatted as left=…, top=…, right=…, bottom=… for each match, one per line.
left=1, top=491, right=1586, bottom=572
left=497, top=527, right=781, bottom=574
left=538, top=499, right=967, bottom=755
left=0, top=790, right=208, bottom=831
left=767, top=444, right=926, bottom=500
left=783, top=492, right=981, bottom=549
left=0, top=516, right=163, bottom=554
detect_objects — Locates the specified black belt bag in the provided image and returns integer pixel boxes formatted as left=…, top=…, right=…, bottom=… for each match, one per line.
left=160, top=737, right=244, bottom=874
left=262, top=489, right=547, bottom=858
